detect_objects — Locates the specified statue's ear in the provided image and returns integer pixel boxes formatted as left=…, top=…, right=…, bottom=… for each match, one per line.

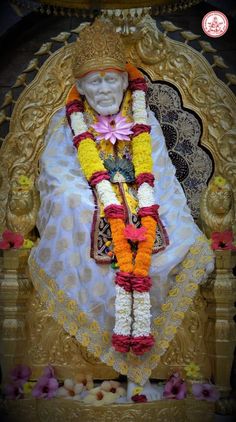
left=122, top=72, right=129, bottom=91
left=76, top=80, right=85, bottom=95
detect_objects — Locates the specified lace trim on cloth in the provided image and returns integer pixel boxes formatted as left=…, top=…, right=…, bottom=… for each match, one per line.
left=28, top=235, right=214, bottom=386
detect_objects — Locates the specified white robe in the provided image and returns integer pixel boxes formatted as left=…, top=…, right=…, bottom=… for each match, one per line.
left=29, top=107, right=214, bottom=385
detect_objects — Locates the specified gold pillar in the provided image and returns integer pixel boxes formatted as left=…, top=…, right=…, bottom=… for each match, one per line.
left=202, top=250, right=236, bottom=395
left=0, top=249, right=32, bottom=383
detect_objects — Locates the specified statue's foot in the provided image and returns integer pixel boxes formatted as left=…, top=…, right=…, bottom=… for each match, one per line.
left=127, top=379, right=163, bottom=402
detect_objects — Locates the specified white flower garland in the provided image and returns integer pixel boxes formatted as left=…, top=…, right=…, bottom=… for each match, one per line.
left=137, top=182, right=155, bottom=208
left=70, top=112, right=88, bottom=134
left=131, top=91, right=147, bottom=124
left=113, top=285, right=132, bottom=336
left=96, top=179, right=120, bottom=208
left=132, top=291, right=151, bottom=337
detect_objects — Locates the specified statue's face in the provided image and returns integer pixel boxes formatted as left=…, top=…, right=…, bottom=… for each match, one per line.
left=76, top=71, right=128, bottom=116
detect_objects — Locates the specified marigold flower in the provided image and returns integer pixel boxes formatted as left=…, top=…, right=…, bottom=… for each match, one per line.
left=213, top=176, right=227, bottom=188
left=132, top=386, right=143, bottom=396
left=23, top=381, right=36, bottom=395
left=18, top=175, right=33, bottom=189
left=184, top=362, right=201, bottom=380
left=22, top=239, right=34, bottom=249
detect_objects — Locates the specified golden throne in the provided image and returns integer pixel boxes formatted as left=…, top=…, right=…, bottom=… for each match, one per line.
left=0, top=12, right=236, bottom=422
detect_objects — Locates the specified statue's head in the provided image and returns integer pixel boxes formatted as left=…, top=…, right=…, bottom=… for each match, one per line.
left=73, top=19, right=128, bottom=116
left=76, top=70, right=128, bottom=116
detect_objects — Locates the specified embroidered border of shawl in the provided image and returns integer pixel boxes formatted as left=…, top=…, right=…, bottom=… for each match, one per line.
left=90, top=187, right=169, bottom=264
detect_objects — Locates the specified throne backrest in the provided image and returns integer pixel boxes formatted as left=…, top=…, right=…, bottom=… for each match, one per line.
left=0, top=15, right=235, bottom=237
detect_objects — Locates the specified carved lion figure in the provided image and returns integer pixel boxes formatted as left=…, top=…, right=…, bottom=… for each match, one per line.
left=200, top=176, right=234, bottom=238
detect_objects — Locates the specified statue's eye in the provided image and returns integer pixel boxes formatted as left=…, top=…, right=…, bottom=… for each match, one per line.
left=107, top=76, right=116, bottom=83
left=91, top=78, right=100, bottom=84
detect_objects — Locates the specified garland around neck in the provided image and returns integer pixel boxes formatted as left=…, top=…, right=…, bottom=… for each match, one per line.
left=66, top=63, right=165, bottom=356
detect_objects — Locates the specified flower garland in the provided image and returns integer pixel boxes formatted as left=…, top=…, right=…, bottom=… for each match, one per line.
left=66, top=63, right=162, bottom=355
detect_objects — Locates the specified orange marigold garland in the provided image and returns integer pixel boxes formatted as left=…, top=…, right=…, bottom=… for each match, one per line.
left=66, top=63, right=166, bottom=355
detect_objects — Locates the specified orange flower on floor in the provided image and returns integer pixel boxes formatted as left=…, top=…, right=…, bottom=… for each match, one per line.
left=75, top=373, right=94, bottom=390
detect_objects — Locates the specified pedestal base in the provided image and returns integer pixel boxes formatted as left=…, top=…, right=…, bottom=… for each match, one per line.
left=0, top=397, right=215, bottom=422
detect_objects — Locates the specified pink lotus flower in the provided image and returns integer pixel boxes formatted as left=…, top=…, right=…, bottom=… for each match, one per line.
left=92, top=113, right=133, bottom=145
left=211, top=231, right=236, bottom=250
left=124, top=224, right=147, bottom=242
left=0, top=230, right=24, bottom=249
left=163, top=373, right=187, bottom=400
left=10, top=364, right=31, bottom=387
left=192, top=383, right=220, bottom=402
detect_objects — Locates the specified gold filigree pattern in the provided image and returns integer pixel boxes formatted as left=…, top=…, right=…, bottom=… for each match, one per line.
left=0, top=397, right=215, bottom=422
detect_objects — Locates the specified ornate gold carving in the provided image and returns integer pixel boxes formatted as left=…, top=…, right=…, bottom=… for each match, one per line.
left=6, top=183, right=40, bottom=236
left=200, top=178, right=235, bottom=238
left=180, top=31, right=201, bottom=43
left=153, top=292, right=211, bottom=380
left=0, top=249, right=33, bottom=383
left=202, top=250, right=236, bottom=395
left=73, top=19, right=126, bottom=78
left=125, top=15, right=236, bottom=224
left=25, top=292, right=118, bottom=380
left=0, top=397, right=215, bottom=422
left=0, top=45, right=74, bottom=233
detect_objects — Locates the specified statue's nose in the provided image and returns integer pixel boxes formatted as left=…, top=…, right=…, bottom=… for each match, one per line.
left=99, top=80, right=111, bottom=93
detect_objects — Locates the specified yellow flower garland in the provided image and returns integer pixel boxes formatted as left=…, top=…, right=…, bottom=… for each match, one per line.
left=77, top=138, right=106, bottom=181
left=132, top=132, right=153, bottom=176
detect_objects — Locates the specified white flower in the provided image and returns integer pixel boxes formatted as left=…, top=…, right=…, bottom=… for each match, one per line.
left=137, top=183, right=155, bottom=208
left=96, top=179, right=120, bottom=208
left=56, top=378, right=83, bottom=400
left=70, top=112, right=88, bottom=135
left=132, top=291, right=151, bottom=336
left=132, top=91, right=148, bottom=124
left=113, top=285, right=132, bottom=336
